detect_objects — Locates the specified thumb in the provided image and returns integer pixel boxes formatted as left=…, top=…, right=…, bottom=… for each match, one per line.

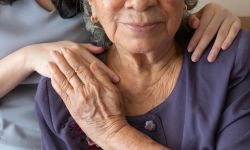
left=188, top=12, right=201, bottom=29
left=81, top=43, right=104, bottom=54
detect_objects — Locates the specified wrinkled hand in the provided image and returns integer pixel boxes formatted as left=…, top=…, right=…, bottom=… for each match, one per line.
left=187, top=3, right=241, bottom=62
left=48, top=48, right=127, bottom=146
left=24, top=41, right=119, bottom=82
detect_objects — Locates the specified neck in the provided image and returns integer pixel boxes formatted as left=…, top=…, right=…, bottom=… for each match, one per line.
left=107, top=42, right=183, bottom=116
left=108, top=41, right=181, bottom=78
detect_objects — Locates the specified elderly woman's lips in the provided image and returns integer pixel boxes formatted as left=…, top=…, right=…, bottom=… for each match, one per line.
left=124, top=23, right=160, bottom=32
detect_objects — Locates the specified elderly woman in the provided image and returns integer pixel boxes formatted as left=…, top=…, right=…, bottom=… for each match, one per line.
left=36, top=0, right=250, bottom=150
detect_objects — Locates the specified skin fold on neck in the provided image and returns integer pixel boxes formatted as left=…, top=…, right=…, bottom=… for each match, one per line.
left=107, top=42, right=183, bottom=116
left=36, top=0, right=55, bottom=12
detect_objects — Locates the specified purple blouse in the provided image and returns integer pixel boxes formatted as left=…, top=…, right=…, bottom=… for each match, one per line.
left=35, top=30, right=250, bottom=150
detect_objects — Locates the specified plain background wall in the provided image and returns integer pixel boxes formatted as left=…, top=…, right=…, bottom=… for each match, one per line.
left=194, top=0, right=250, bottom=16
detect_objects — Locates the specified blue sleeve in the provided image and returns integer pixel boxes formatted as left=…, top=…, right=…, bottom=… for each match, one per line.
left=216, top=30, right=250, bottom=149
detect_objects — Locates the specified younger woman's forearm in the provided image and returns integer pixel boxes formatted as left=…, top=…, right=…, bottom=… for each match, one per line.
left=0, top=47, right=33, bottom=98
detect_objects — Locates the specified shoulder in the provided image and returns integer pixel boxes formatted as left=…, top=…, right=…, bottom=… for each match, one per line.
left=232, top=30, right=250, bottom=76
left=188, top=29, right=250, bottom=75
left=213, top=29, right=250, bottom=70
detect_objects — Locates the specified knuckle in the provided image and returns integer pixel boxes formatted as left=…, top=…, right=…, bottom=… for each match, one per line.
left=65, top=88, right=72, bottom=96
left=218, top=29, right=228, bottom=38
left=65, top=69, right=75, bottom=79
left=212, top=45, right=221, bottom=52
left=190, top=36, right=199, bottom=45
left=221, top=8, right=229, bottom=16
left=75, top=65, right=85, bottom=74
left=225, top=35, right=234, bottom=43
left=234, top=21, right=241, bottom=29
left=204, top=28, right=214, bottom=38
left=236, top=17, right=241, bottom=25
left=230, top=24, right=240, bottom=34
left=75, top=66, right=89, bottom=78
left=71, top=44, right=81, bottom=50
left=195, top=46, right=205, bottom=54
left=61, top=80, right=69, bottom=90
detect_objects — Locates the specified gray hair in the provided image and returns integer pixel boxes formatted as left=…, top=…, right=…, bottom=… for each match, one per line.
left=80, top=0, right=198, bottom=50
left=81, top=0, right=112, bottom=49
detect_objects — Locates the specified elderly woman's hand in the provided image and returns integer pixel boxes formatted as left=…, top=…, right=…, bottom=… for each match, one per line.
left=188, top=3, right=241, bottom=62
left=48, top=48, right=127, bottom=147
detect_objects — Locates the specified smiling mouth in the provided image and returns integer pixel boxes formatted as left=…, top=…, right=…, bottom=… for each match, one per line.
left=123, top=22, right=162, bottom=32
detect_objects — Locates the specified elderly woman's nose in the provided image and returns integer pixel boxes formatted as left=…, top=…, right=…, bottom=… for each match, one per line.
left=125, top=0, right=158, bottom=11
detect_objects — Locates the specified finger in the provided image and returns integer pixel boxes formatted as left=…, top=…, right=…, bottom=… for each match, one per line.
left=61, top=48, right=95, bottom=85
left=188, top=13, right=201, bottom=29
left=74, top=47, right=119, bottom=83
left=48, top=62, right=73, bottom=98
left=191, top=13, right=224, bottom=62
left=51, top=50, right=83, bottom=90
left=187, top=11, right=215, bottom=52
left=81, top=43, right=104, bottom=54
left=207, top=18, right=234, bottom=62
left=90, top=61, right=114, bottom=89
left=222, top=20, right=241, bottom=50
left=51, top=76, right=72, bottom=108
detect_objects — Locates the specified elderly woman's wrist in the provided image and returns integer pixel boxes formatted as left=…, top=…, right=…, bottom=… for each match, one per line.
left=105, top=124, right=170, bottom=150
left=97, top=117, right=129, bottom=149
left=102, top=124, right=134, bottom=150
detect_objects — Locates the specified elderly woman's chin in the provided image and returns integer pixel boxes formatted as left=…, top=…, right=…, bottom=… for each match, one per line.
left=111, top=24, right=176, bottom=54
left=115, top=36, right=172, bottom=54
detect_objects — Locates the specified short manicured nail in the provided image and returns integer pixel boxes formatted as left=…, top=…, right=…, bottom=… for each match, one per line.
left=191, top=55, right=198, bottom=62
left=222, top=43, right=228, bottom=50
left=207, top=56, right=214, bottom=63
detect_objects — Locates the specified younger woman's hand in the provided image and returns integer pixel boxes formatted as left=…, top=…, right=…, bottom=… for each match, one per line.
left=24, top=41, right=119, bottom=82
left=187, top=3, right=241, bottom=62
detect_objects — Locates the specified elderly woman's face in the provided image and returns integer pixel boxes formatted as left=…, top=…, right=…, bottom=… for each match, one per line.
left=90, top=0, right=184, bottom=53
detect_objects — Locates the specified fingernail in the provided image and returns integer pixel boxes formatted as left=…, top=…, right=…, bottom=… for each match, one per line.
left=222, top=43, right=228, bottom=50
left=207, top=57, right=214, bottom=63
left=191, top=55, right=198, bottom=62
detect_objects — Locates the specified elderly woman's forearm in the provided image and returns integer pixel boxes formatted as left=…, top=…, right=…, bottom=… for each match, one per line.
left=105, top=125, right=169, bottom=150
